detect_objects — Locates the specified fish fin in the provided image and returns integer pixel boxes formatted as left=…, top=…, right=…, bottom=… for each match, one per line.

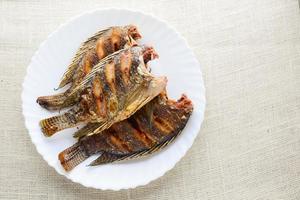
left=72, top=120, right=108, bottom=138
left=73, top=123, right=100, bottom=138
left=119, top=133, right=181, bottom=162
left=142, top=100, right=155, bottom=130
left=88, top=135, right=177, bottom=166
left=58, top=142, right=88, bottom=171
left=123, top=129, right=183, bottom=161
left=89, top=128, right=182, bottom=166
left=58, top=28, right=110, bottom=89
left=36, top=92, right=67, bottom=110
left=40, top=112, right=77, bottom=137
left=123, top=76, right=168, bottom=119
left=89, top=152, right=128, bottom=166
left=90, top=122, right=109, bottom=135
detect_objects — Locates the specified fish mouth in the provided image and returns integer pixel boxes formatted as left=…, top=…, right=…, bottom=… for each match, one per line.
left=167, top=94, right=193, bottom=112
left=128, top=35, right=138, bottom=47
left=132, top=32, right=142, bottom=40
left=142, top=46, right=159, bottom=64
left=127, top=25, right=142, bottom=40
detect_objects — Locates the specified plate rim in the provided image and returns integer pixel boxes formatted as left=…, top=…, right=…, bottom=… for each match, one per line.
left=21, top=8, right=206, bottom=190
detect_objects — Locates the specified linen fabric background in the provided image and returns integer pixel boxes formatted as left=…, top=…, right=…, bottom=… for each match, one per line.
left=0, top=0, right=299, bottom=199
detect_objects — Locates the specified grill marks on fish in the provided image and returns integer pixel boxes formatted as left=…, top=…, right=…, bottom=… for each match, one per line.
left=128, top=117, right=156, bottom=148
left=96, top=38, right=105, bottom=59
left=95, top=28, right=127, bottom=60
left=58, top=94, right=193, bottom=171
left=93, top=59, right=121, bottom=117
left=109, top=134, right=131, bottom=153
left=83, top=51, right=99, bottom=76
left=114, top=60, right=127, bottom=94
left=59, top=28, right=110, bottom=89
left=110, top=28, right=122, bottom=51
left=153, top=115, right=174, bottom=134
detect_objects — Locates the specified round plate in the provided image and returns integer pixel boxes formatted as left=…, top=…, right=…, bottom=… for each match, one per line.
left=22, top=9, right=206, bottom=190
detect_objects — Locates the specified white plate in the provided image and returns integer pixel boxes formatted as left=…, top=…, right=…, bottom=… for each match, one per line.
left=22, top=9, right=206, bottom=190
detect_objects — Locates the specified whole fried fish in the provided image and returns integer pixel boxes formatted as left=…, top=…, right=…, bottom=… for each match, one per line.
left=40, top=46, right=167, bottom=137
left=37, top=25, right=141, bottom=110
left=59, top=93, right=193, bottom=171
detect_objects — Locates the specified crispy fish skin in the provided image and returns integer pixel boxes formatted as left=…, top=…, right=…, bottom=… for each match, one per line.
left=37, top=25, right=141, bottom=110
left=40, top=46, right=165, bottom=137
left=58, top=93, right=193, bottom=171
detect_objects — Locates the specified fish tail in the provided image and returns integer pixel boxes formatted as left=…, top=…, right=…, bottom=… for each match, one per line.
left=40, top=112, right=76, bottom=137
left=37, top=93, right=67, bottom=110
left=58, top=143, right=88, bottom=171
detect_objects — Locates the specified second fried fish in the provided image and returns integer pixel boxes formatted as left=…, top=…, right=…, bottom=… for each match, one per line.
left=40, top=46, right=167, bottom=137
left=59, top=93, right=193, bottom=171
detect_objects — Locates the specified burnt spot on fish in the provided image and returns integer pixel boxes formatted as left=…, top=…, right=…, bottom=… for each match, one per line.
left=108, top=98, right=118, bottom=114
left=129, top=60, right=139, bottom=83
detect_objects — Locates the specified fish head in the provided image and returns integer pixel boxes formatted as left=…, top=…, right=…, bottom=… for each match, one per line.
left=167, top=94, right=193, bottom=114
left=125, top=25, right=142, bottom=40
left=126, top=45, right=159, bottom=74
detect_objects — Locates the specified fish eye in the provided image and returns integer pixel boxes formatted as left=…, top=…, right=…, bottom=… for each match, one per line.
left=130, top=26, right=137, bottom=31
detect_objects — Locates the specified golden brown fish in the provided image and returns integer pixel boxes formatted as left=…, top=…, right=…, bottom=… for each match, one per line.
left=37, top=25, right=141, bottom=110
left=59, top=93, right=193, bottom=171
left=40, top=46, right=167, bottom=137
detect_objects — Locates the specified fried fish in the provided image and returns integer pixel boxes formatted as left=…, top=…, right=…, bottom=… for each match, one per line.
left=59, top=93, right=193, bottom=171
left=40, top=46, right=167, bottom=137
left=37, top=25, right=141, bottom=110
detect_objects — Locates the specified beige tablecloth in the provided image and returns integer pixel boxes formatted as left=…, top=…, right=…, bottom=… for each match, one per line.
left=0, top=0, right=299, bottom=199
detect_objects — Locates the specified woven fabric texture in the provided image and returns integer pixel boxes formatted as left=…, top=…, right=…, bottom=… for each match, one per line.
left=0, top=0, right=299, bottom=199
